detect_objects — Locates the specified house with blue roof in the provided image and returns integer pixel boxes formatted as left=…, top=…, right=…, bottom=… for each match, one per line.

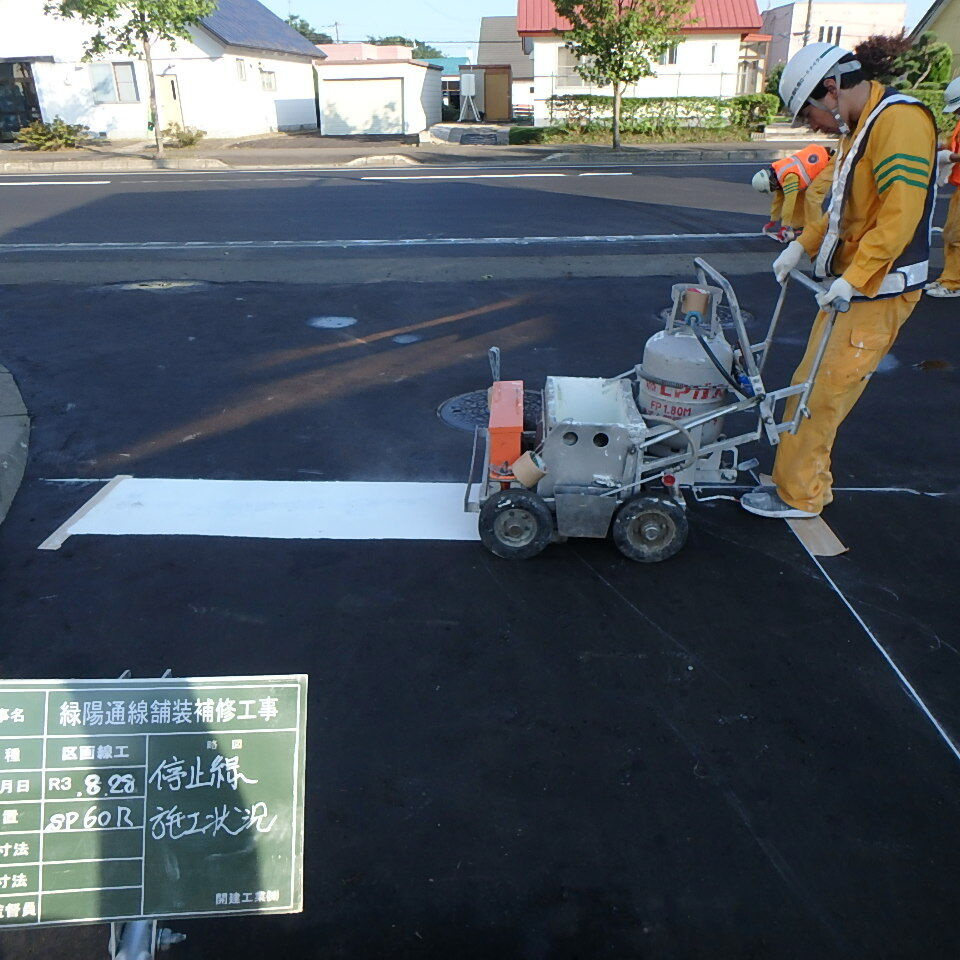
left=0, top=0, right=323, bottom=139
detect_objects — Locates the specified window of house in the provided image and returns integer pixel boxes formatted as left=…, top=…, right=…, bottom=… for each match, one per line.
left=834, top=26, right=842, bottom=44
left=658, top=44, right=679, bottom=66
left=557, top=47, right=584, bottom=86
left=818, top=25, right=825, bottom=41
left=260, top=70, right=276, bottom=91
left=90, top=62, right=140, bottom=103
left=236, top=59, right=246, bottom=81
left=710, top=43, right=717, bottom=64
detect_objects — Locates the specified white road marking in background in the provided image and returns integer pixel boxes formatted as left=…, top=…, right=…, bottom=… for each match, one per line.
left=0, top=231, right=763, bottom=253
left=0, top=180, right=111, bottom=186
left=577, top=172, right=633, bottom=177
left=362, top=173, right=567, bottom=180
left=0, top=161, right=766, bottom=180
left=38, top=477, right=480, bottom=549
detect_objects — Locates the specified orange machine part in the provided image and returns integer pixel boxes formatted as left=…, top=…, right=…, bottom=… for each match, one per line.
left=488, top=380, right=524, bottom=477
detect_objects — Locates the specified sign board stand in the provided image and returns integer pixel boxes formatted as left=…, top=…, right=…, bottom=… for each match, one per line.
left=109, top=671, right=185, bottom=960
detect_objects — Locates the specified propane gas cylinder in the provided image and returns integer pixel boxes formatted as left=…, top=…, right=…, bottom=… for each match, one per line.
left=637, top=284, right=734, bottom=452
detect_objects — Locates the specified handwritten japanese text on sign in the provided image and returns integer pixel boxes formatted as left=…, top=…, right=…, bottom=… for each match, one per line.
left=0, top=675, right=306, bottom=927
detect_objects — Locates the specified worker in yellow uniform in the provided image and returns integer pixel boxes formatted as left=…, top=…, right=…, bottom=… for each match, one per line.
left=926, top=76, right=960, bottom=298
left=752, top=145, right=835, bottom=242
left=741, top=43, right=937, bottom=519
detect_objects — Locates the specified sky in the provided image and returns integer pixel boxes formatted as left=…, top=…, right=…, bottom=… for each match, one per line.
left=261, top=0, right=932, bottom=60
left=261, top=0, right=518, bottom=59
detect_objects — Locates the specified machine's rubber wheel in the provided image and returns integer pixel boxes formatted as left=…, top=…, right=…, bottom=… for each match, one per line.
left=479, top=489, right=553, bottom=560
left=612, top=496, right=688, bottom=563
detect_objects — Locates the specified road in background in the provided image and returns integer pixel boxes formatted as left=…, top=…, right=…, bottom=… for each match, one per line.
left=0, top=164, right=958, bottom=959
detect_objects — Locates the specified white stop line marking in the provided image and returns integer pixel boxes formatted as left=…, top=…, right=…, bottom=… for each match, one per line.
left=38, top=477, right=480, bottom=549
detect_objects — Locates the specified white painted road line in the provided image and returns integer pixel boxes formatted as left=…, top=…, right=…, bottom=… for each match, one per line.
left=0, top=161, right=766, bottom=179
left=0, top=180, right=111, bottom=186
left=795, top=536, right=960, bottom=767
left=362, top=173, right=567, bottom=180
left=0, top=231, right=763, bottom=253
left=38, top=478, right=480, bottom=549
left=577, top=172, right=633, bottom=177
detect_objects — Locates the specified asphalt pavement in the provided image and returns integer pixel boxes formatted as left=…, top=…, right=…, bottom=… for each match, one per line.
left=0, top=164, right=958, bottom=959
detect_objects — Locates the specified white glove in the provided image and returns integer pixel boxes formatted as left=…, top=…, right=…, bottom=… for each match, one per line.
left=816, top=276, right=858, bottom=308
left=773, top=240, right=805, bottom=284
left=937, top=148, right=954, bottom=187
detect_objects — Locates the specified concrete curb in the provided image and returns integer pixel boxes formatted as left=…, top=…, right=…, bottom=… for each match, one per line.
left=0, top=365, right=28, bottom=527
left=343, top=154, right=420, bottom=167
left=0, top=157, right=228, bottom=173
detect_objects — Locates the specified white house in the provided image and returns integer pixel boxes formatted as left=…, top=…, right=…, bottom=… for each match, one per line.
left=0, top=0, right=321, bottom=140
left=762, top=1, right=906, bottom=66
left=517, top=0, right=769, bottom=126
left=315, top=43, right=441, bottom=135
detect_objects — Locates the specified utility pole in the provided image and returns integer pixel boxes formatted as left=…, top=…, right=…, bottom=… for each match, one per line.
left=801, top=0, right=813, bottom=47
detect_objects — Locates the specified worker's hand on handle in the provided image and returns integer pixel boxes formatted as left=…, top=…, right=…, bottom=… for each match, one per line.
left=762, top=220, right=779, bottom=237
left=773, top=240, right=805, bottom=284
left=776, top=225, right=796, bottom=243
left=815, top=276, right=858, bottom=311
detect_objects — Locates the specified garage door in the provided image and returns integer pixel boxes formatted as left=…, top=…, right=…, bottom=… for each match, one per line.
left=322, top=78, right=404, bottom=135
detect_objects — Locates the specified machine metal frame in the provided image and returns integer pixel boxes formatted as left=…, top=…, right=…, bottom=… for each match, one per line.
left=465, top=259, right=847, bottom=559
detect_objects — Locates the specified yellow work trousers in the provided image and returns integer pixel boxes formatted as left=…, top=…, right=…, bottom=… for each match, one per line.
left=771, top=292, right=920, bottom=513
left=936, top=190, right=960, bottom=290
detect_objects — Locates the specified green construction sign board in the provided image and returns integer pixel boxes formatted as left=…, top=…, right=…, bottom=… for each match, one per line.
left=0, top=675, right=306, bottom=928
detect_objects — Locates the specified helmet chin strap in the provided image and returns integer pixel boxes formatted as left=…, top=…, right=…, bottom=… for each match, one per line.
left=806, top=59, right=861, bottom=137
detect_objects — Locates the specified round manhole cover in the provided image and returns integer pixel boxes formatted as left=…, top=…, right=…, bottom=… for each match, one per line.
left=655, top=304, right=755, bottom=330
left=438, top=389, right=542, bottom=432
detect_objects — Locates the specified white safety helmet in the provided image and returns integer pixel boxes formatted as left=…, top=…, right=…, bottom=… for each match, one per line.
left=779, top=43, right=861, bottom=133
left=751, top=169, right=774, bottom=192
left=945, top=77, right=960, bottom=114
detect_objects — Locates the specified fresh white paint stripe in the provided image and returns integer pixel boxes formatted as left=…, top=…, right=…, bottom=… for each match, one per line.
left=0, top=231, right=763, bottom=253
left=0, top=180, right=110, bottom=186
left=797, top=539, right=960, bottom=766
left=362, top=173, right=567, bottom=180
left=577, top=172, right=633, bottom=177
left=39, top=477, right=480, bottom=549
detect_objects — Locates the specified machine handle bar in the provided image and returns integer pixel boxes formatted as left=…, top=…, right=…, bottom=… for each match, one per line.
left=788, top=269, right=850, bottom=313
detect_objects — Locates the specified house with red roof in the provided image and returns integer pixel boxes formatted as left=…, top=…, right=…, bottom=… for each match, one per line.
left=517, top=0, right=768, bottom=126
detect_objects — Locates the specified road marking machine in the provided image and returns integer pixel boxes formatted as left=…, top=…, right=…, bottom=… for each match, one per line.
left=464, top=258, right=849, bottom=561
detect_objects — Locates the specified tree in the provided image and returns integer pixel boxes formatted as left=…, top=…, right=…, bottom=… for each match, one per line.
left=45, top=0, right=216, bottom=158
left=285, top=14, right=332, bottom=45
left=367, top=35, right=443, bottom=59
left=551, top=0, right=695, bottom=149
left=854, top=32, right=912, bottom=84
left=895, top=32, right=953, bottom=87
left=765, top=62, right=784, bottom=103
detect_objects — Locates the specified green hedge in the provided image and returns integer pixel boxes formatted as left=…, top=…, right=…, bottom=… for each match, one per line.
left=903, top=87, right=956, bottom=136
left=546, top=92, right=779, bottom=133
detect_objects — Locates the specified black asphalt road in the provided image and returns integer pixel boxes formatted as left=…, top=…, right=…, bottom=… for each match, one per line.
left=0, top=163, right=810, bottom=245
left=0, top=264, right=959, bottom=958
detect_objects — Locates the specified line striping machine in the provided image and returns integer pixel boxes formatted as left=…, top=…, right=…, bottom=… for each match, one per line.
left=464, top=258, right=847, bottom=562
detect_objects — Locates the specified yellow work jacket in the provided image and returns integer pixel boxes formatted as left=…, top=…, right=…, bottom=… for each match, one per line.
left=770, top=156, right=834, bottom=229
left=800, top=81, right=937, bottom=297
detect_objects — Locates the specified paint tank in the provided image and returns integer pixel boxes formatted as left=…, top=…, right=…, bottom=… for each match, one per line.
left=637, top=284, right=734, bottom=452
